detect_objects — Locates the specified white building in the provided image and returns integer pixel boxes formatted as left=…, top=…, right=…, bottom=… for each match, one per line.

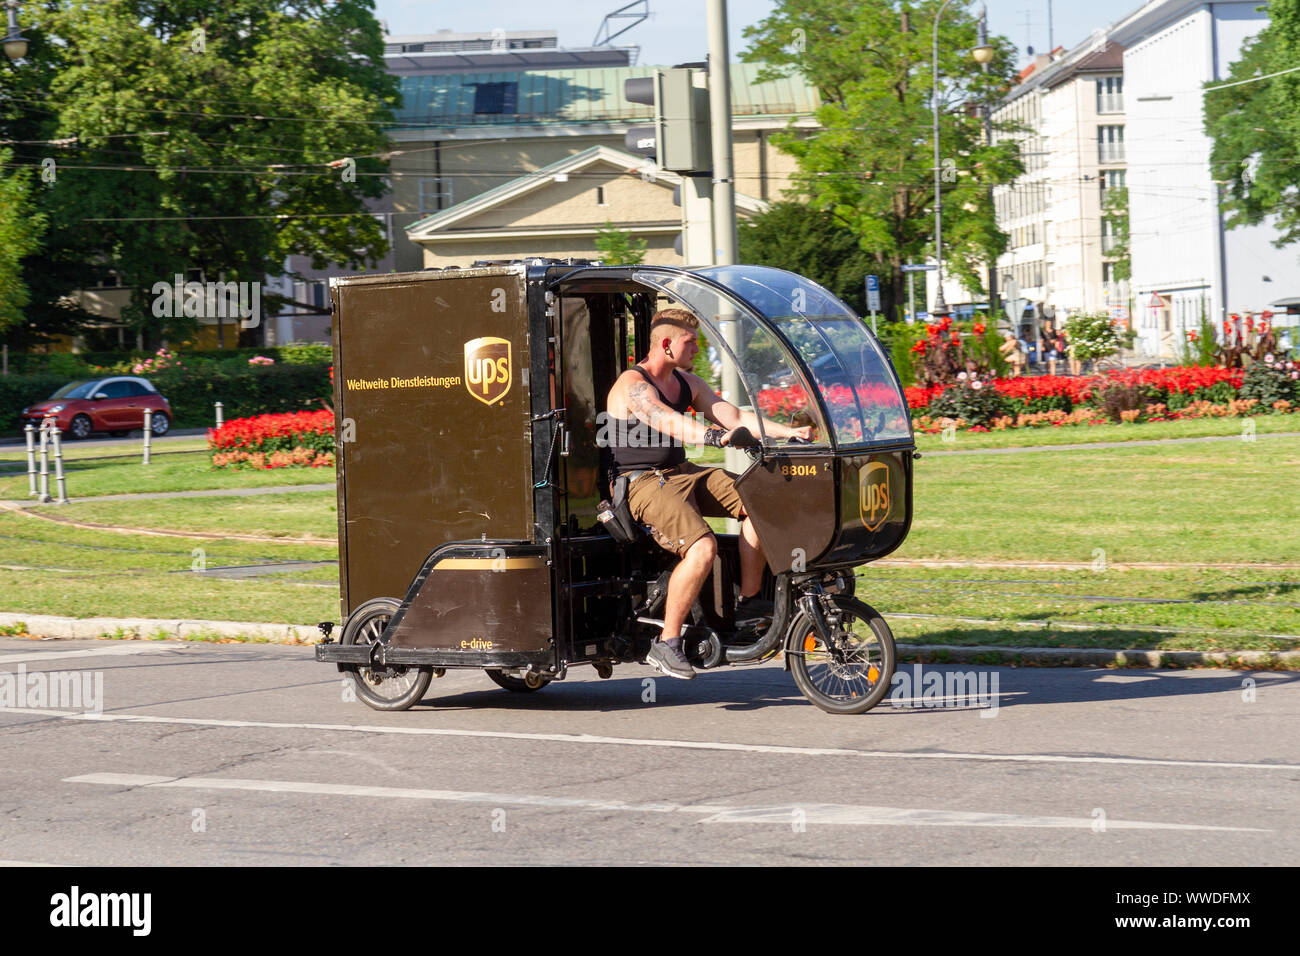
left=1111, top=0, right=1299, bottom=357
left=930, top=38, right=1129, bottom=341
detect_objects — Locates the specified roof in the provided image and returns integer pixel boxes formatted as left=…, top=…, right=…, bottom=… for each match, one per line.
left=390, top=62, right=820, bottom=129
left=405, top=144, right=768, bottom=237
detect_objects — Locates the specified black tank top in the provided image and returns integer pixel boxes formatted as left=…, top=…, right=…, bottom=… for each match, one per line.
left=610, top=366, right=693, bottom=473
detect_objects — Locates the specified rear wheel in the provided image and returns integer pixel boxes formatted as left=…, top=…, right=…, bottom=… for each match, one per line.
left=787, top=596, right=895, bottom=715
left=341, top=597, right=432, bottom=711
left=486, top=668, right=551, bottom=692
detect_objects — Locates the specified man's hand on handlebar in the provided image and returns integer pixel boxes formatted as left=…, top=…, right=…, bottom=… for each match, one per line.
left=718, top=426, right=758, bottom=448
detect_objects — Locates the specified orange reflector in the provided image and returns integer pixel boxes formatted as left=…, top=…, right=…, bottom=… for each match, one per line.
left=868, top=665, right=880, bottom=683
left=803, top=634, right=817, bottom=652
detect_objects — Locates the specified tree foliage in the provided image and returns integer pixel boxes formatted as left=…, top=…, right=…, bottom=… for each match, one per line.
left=741, top=0, right=1023, bottom=314
left=594, top=222, right=649, bottom=265
left=1101, top=186, right=1131, bottom=281
left=0, top=0, right=398, bottom=346
left=0, top=149, right=47, bottom=333
left=737, top=201, right=875, bottom=314
left=1205, top=0, right=1300, bottom=245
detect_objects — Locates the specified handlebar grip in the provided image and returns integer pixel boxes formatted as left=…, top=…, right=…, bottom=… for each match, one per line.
left=726, top=426, right=759, bottom=449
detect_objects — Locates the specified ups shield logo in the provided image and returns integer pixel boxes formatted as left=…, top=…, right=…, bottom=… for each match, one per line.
left=859, top=461, right=891, bottom=532
left=464, top=337, right=512, bottom=406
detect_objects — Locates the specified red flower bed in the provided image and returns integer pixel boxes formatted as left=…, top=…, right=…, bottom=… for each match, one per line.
left=1094, top=366, right=1243, bottom=397
left=208, top=410, right=335, bottom=468
left=992, top=375, right=1091, bottom=404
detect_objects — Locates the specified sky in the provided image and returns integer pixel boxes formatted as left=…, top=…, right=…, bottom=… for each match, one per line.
left=373, top=0, right=1152, bottom=68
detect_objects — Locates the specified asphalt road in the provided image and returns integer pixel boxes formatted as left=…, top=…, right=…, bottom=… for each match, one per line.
left=1, top=638, right=1297, bottom=866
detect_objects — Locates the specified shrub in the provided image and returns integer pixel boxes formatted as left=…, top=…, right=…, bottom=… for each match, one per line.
left=1100, top=383, right=1143, bottom=423
left=927, top=376, right=1008, bottom=427
left=1065, top=313, right=1123, bottom=363
left=1239, top=356, right=1299, bottom=407
left=0, top=374, right=70, bottom=433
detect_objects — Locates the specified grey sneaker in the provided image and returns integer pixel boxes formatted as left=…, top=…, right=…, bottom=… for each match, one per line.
left=645, top=638, right=696, bottom=680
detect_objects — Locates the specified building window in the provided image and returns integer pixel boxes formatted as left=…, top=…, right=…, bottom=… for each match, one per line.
left=473, top=81, right=518, bottom=115
left=1102, top=262, right=1115, bottom=285
left=1101, top=169, right=1126, bottom=196
left=1097, top=76, right=1124, bottom=114
left=596, top=186, right=607, bottom=206
left=418, top=177, right=453, bottom=212
left=1098, top=126, right=1125, bottom=163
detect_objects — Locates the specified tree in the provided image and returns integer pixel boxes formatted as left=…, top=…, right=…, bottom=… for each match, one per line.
left=0, top=150, right=47, bottom=333
left=2, top=0, right=398, bottom=347
left=737, top=201, right=875, bottom=313
left=741, top=0, right=1023, bottom=316
left=1205, top=0, right=1300, bottom=245
left=1101, top=187, right=1131, bottom=282
left=594, top=222, right=649, bottom=265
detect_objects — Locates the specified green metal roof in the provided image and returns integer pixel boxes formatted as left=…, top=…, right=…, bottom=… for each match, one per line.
left=391, top=62, right=819, bottom=129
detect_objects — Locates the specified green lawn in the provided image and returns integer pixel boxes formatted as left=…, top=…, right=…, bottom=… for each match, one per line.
left=1, top=429, right=1297, bottom=653
left=0, top=449, right=331, bottom=499
left=913, top=414, right=1299, bottom=451
left=45, top=490, right=338, bottom=539
left=0, top=507, right=337, bottom=624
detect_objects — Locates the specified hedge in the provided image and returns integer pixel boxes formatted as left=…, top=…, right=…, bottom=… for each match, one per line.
left=0, top=363, right=330, bottom=434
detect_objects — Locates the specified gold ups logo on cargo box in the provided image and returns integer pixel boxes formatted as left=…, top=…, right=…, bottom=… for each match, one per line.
left=464, top=337, right=512, bottom=406
left=859, top=461, right=891, bottom=532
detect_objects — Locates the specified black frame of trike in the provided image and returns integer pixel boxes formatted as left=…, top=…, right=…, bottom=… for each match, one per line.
left=318, top=261, right=916, bottom=676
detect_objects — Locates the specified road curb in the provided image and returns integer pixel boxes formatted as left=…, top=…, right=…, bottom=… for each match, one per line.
left=897, top=643, right=1300, bottom=669
left=2, top=612, right=1297, bottom=667
left=0, top=612, right=319, bottom=644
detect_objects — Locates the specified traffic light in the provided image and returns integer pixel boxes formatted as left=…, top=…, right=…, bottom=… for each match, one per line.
left=623, top=68, right=711, bottom=173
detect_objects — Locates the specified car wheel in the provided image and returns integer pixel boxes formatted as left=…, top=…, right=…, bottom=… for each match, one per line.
left=68, top=415, right=93, bottom=440
left=149, top=411, right=170, bottom=436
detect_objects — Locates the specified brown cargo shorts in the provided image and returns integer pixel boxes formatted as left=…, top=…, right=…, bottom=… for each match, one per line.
left=625, top=461, right=746, bottom=557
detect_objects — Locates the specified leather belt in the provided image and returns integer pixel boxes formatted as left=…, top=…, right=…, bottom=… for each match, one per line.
left=620, top=466, right=675, bottom=484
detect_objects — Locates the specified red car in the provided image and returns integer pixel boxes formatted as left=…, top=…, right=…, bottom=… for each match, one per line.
left=21, top=376, right=172, bottom=439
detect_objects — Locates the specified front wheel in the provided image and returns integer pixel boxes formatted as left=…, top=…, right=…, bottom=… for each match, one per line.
left=341, top=597, right=432, bottom=711
left=68, top=414, right=93, bottom=440
left=149, top=411, right=171, bottom=436
left=787, top=596, right=895, bottom=715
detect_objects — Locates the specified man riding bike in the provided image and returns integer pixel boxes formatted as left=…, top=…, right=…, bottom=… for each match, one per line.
left=604, top=307, right=812, bottom=680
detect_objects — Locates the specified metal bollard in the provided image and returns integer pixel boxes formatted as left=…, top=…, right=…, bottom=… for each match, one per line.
left=25, top=423, right=38, bottom=497
left=38, top=419, right=52, bottom=503
left=215, top=401, right=224, bottom=428
left=142, top=408, right=152, bottom=465
left=51, top=426, right=69, bottom=505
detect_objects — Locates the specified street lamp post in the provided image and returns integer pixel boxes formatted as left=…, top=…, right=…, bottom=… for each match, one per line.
left=4, top=0, right=27, bottom=61
left=932, top=0, right=997, bottom=319
left=976, top=3, right=997, bottom=319
left=931, top=0, right=958, bottom=319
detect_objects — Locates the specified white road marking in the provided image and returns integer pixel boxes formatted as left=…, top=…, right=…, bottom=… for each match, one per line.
left=0, top=859, right=62, bottom=867
left=7, top=706, right=1298, bottom=772
left=64, top=773, right=1267, bottom=832
left=0, top=644, right=175, bottom=665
